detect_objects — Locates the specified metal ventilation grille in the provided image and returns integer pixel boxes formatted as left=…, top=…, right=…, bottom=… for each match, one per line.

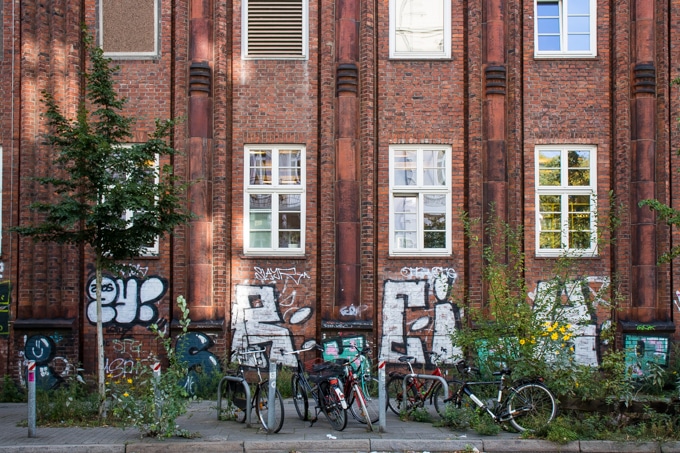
left=247, top=0, right=304, bottom=57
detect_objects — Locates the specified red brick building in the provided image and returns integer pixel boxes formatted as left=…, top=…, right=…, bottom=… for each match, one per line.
left=0, top=0, right=678, bottom=385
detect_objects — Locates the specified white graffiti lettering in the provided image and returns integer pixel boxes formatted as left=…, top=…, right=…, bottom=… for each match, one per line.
left=379, top=279, right=462, bottom=365
left=86, top=275, right=167, bottom=327
left=233, top=284, right=300, bottom=367
left=254, top=267, right=310, bottom=285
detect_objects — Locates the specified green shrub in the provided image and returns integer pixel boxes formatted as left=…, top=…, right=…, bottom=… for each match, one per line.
left=0, top=375, right=25, bottom=403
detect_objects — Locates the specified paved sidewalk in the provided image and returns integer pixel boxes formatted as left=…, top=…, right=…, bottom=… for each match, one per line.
left=1, top=400, right=680, bottom=453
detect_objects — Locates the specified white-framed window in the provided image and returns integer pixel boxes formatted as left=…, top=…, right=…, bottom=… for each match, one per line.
left=389, top=145, right=452, bottom=256
left=244, top=145, right=305, bottom=255
left=389, top=0, right=451, bottom=59
left=535, top=145, right=597, bottom=257
left=98, top=0, right=159, bottom=58
left=122, top=150, right=160, bottom=257
left=534, top=0, right=596, bottom=58
left=242, top=0, right=308, bottom=59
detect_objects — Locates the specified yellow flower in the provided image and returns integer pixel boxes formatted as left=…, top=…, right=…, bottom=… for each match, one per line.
left=559, top=326, right=566, bottom=334
left=575, top=382, right=579, bottom=388
left=123, top=392, right=129, bottom=397
left=563, top=334, right=571, bottom=341
left=127, top=378, right=133, bottom=384
left=566, top=324, right=572, bottom=329
left=519, top=339, right=526, bottom=345
left=551, top=332, right=559, bottom=341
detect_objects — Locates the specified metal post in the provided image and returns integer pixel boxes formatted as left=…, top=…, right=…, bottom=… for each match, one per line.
left=378, top=360, right=386, bottom=432
left=268, top=359, right=277, bottom=433
left=152, top=362, right=162, bottom=422
left=27, top=360, right=36, bottom=437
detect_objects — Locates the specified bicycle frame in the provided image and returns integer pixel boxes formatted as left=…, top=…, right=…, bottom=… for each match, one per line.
left=394, top=355, right=449, bottom=404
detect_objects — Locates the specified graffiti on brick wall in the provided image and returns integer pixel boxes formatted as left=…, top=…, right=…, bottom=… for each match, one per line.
left=104, top=338, right=151, bottom=379
left=380, top=266, right=462, bottom=365
left=21, top=334, right=76, bottom=390
left=86, top=274, right=168, bottom=327
left=623, top=334, right=669, bottom=377
left=529, top=276, right=610, bottom=367
left=675, top=291, right=680, bottom=314
left=0, top=279, right=9, bottom=336
left=176, top=332, right=221, bottom=395
left=232, top=267, right=312, bottom=367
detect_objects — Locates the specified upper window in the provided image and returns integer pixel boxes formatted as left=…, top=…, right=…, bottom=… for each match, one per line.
left=98, top=0, right=159, bottom=58
left=244, top=145, right=305, bottom=255
left=243, top=0, right=308, bottom=59
left=389, top=145, right=452, bottom=256
left=534, top=0, right=596, bottom=58
left=389, top=0, right=451, bottom=59
left=535, top=145, right=597, bottom=257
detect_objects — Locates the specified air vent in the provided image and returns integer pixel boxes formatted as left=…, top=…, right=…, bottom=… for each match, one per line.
left=246, top=0, right=305, bottom=58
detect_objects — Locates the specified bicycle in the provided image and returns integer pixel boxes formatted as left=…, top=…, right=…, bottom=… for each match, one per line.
left=386, top=352, right=449, bottom=416
left=336, top=345, right=380, bottom=430
left=282, top=344, right=349, bottom=431
left=433, top=360, right=557, bottom=432
left=217, top=347, right=285, bottom=433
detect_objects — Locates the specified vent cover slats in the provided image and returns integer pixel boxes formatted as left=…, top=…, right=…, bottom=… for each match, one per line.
left=246, top=0, right=304, bottom=57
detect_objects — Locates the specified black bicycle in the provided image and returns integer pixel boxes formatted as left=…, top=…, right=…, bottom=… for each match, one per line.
left=282, top=344, right=348, bottom=431
left=433, top=360, right=557, bottom=432
left=218, top=347, right=285, bottom=433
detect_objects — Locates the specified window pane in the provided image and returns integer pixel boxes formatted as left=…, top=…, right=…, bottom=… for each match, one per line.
left=568, top=16, right=590, bottom=33
left=279, top=231, right=301, bottom=248
left=569, top=195, right=591, bottom=212
left=537, top=18, right=560, bottom=34
left=569, top=231, right=591, bottom=249
left=279, top=149, right=302, bottom=185
left=249, top=212, right=272, bottom=230
left=540, top=231, right=562, bottom=249
left=249, top=194, right=271, bottom=209
left=395, top=232, right=417, bottom=249
left=394, top=150, right=417, bottom=185
left=567, top=0, right=590, bottom=15
left=279, top=194, right=301, bottom=212
left=567, top=34, right=590, bottom=51
left=538, top=150, right=562, bottom=185
left=537, top=2, right=559, bottom=16
left=395, top=0, right=445, bottom=53
left=423, top=150, right=447, bottom=186
left=541, top=213, right=562, bottom=230
left=249, top=149, right=272, bottom=185
left=424, top=231, right=446, bottom=249
left=538, top=35, right=561, bottom=51
left=250, top=231, right=271, bottom=248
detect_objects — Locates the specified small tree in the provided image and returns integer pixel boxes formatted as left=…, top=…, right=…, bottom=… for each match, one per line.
left=14, top=30, right=193, bottom=416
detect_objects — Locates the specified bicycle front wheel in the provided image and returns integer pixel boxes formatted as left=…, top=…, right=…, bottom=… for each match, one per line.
left=319, top=380, right=348, bottom=431
left=349, top=377, right=380, bottom=424
left=291, top=374, right=309, bottom=420
left=506, top=383, right=557, bottom=432
left=255, top=382, right=285, bottom=433
left=386, top=375, right=418, bottom=415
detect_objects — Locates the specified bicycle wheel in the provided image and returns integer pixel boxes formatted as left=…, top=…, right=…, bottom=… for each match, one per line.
left=291, top=374, right=309, bottom=420
left=433, top=380, right=462, bottom=416
left=221, top=379, right=248, bottom=423
left=319, top=380, right=348, bottom=431
left=255, top=382, right=285, bottom=433
left=506, top=383, right=557, bottom=432
left=386, top=375, right=418, bottom=415
left=348, top=383, right=374, bottom=430
left=349, top=377, right=380, bottom=424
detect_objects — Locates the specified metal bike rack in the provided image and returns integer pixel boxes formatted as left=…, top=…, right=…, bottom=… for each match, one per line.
left=402, top=373, right=449, bottom=406
left=217, top=375, right=252, bottom=427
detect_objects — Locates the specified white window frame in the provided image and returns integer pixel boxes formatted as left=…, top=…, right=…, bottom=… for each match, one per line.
left=244, top=145, right=306, bottom=256
left=98, top=0, right=160, bottom=59
left=389, top=0, right=451, bottom=59
left=535, top=145, right=597, bottom=257
left=242, top=0, right=309, bottom=60
left=534, top=0, right=596, bottom=58
left=118, top=145, right=160, bottom=257
left=389, top=145, right=452, bottom=256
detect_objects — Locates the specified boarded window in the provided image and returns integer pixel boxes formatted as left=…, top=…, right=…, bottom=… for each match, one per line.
left=99, top=0, right=158, bottom=57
